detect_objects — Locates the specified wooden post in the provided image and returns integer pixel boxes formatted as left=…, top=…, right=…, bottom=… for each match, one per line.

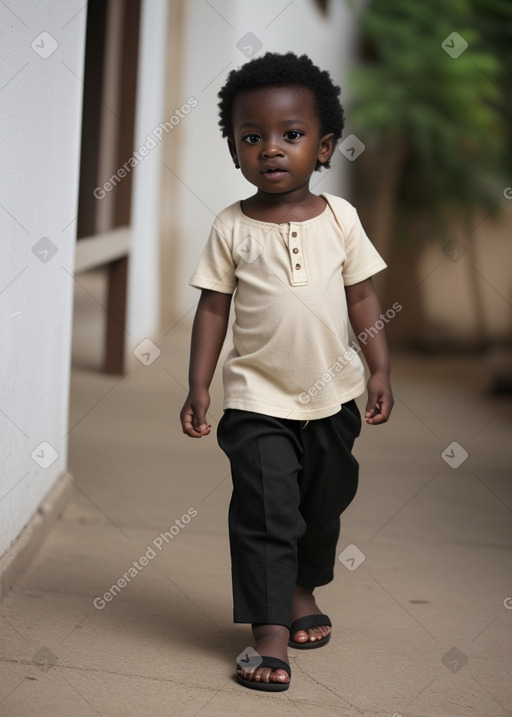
left=103, top=256, right=129, bottom=374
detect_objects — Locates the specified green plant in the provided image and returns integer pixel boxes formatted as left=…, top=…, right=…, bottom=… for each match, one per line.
left=348, top=0, right=508, bottom=349
left=350, top=0, right=504, bottom=218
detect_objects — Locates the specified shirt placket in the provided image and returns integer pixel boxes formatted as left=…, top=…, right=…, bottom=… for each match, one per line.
left=288, top=225, right=308, bottom=286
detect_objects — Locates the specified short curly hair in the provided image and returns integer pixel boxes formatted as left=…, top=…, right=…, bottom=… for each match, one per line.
left=217, top=51, right=344, bottom=171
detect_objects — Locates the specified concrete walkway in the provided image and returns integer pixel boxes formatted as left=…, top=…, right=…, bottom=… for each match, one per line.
left=1, top=318, right=511, bottom=716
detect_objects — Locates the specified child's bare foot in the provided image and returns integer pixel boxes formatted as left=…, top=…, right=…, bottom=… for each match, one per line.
left=236, top=623, right=290, bottom=685
left=289, top=584, right=331, bottom=646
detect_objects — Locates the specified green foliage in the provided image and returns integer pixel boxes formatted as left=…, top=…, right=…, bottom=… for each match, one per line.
left=470, top=0, right=512, bottom=160
left=349, top=0, right=507, bottom=215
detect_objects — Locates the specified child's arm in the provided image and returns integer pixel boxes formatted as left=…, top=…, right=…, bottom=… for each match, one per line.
left=180, top=289, right=232, bottom=438
left=345, top=278, right=394, bottom=425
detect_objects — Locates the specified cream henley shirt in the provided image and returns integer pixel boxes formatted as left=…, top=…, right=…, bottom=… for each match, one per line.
left=189, top=192, right=387, bottom=420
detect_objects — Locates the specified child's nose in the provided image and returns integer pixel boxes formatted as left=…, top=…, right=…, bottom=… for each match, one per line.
left=261, top=142, right=284, bottom=157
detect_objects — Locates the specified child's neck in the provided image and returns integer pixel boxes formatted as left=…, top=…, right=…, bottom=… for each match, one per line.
left=241, top=188, right=327, bottom=224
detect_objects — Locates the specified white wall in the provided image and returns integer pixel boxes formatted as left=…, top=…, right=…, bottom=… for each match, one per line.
left=126, top=0, right=169, bottom=350
left=0, top=1, right=86, bottom=557
left=174, top=0, right=357, bottom=317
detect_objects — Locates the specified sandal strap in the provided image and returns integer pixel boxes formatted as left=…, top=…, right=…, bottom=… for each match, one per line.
left=259, top=657, right=291, bottom=677
left=237, top=655, right=291, bottom=677
left=289, top=614, right=332, bottom=634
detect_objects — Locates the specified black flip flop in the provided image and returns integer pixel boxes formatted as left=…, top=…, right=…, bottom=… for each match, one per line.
left=288, top=614, right=332, bottom=649
left=235, top=656, right=291, bottom=691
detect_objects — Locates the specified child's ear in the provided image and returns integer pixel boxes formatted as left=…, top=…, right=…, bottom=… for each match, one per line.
left=317, top=132, right=335, bottom=166
left=227, top=138, right=240, bottom=169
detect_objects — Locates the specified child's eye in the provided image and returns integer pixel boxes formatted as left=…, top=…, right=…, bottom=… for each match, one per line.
left=285, top=130, right=304, bottom=140
left=242, top=134, right=261, bottom=144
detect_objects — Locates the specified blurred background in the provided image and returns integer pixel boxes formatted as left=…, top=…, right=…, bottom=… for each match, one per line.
left=1, top=2, right=511, bottom=713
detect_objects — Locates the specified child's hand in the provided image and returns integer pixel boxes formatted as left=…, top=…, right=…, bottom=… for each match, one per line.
left=180, top=387, right=212, bottom=438
left=365, top=373, right=394, bottom=425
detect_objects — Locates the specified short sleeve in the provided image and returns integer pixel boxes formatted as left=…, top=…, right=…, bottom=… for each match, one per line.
left=189, top=222, right=237, bottom=294
left=342, top=207, right=387, bottom=286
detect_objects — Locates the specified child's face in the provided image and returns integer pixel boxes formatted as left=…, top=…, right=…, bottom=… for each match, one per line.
left=228, top=86, right=334, bottom=197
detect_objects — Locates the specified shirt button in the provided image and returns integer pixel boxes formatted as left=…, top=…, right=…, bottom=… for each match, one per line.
left=291, top=231, right=297, bottom=238
left=292, top=247, right=299, bottom=254
left=295, top=263, right=301, bottom=270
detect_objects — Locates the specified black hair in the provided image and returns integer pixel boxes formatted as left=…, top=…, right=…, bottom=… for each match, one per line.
left=217, top=51, right=344, bottom=171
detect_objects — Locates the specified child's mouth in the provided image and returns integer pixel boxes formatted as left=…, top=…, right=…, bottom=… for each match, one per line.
left=262, top=168, right=288, bottom=179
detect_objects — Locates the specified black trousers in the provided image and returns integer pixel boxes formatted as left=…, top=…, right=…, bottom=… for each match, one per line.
left=217, top=400, right=361, bottom=627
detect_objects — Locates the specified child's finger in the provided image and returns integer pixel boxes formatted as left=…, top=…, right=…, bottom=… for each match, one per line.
left=365, top=398, right=391, bottom=424
left=183, top=420, right=212, bottom=437
left=379, top=399, right=393, bottom=421
left=365, top=403, right=380, bottom=423
left=181, top=408, right=211, bottom=437
left=191, top=407, right=211, bottom=433
left=364, top=394, right=381, bottom=418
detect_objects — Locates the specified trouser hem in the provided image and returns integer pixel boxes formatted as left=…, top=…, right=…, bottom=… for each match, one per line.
left=296, top=572, right=334, bottom=589
left=234, top=607, right=292, bottom=628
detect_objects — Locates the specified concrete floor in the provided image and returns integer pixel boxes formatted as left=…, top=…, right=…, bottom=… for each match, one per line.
left=1, top=279, right=511, bottom=715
